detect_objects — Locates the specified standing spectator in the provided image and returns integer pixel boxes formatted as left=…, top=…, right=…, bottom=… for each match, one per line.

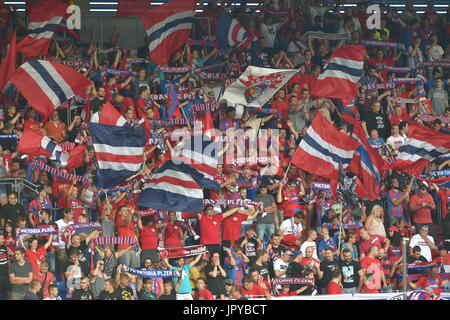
left=43, top=111, right=66, bottom=143
left=241, top=276, right=271, bottom=299
left=0, top=233, right=10, bottom=300
left=365, top=205, right=386, bottom=238
left=71, top=276, right=94, bottom=300
left=116, top=205, right=140, bottom=268
left=158, top=280, right=177, bottom=300
left=326, top=270, right=343, bottom=295
left=273, top=250, right=292, bottom=280
left=193, top=277, right=214, bottom=300
left=90, top=260, right=108, bottom=299
left=1, top=192, right=26, bottom=228
left=299, top=229, right=318, bottom=260
left=339, top=248, right=363, bottom=294
left=340, top=231, right=359, bottom=262
left=386, top=178, right=410, bottom=226
left=236, top=227, right=261, bottom=266
left=28, top=186, right=53, bottom=227
left=9, top=248, right=33, bottom=300
left=23, top=236, right=53, bottom=275
left=137, top=278, right=157, bottom=300
left=65, top=250, right=84, bottom=295
left=254, top=185, right=277, bottom=242
left=94, top=245, right=133, bottom=278
left=361, top=101, right=390, bottom=140
left=377, top=248, right=395, bottom=293
left=318, top=247, right=340, bottom=294
left=427, top=78, right=449, bottom=115
left=280, top=212, right=304, bottom=248
left=98, top=279, right=120, bottom=300
left=409, top=184, right=437, bottom=238
left=204, top=252, right=227, bottom=298
left=358, top=227, right=390, bottom=259
left=22, top=280, right=41, bottom=300
left=33, top=262, right=55, bottom=300
left=114, top=267, right=134, bottom=300
left=360, top=246, right=387, bottom=293
left=55, top=209, right=74, bottom=280
left=409, top=264, right=449, bottom=298
left=223, top=246, right=247, bottom=286
left=409, top=225, right=436, bottom=262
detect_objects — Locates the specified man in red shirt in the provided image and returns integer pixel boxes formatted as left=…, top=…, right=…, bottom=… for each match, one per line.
left=360, top=246, right=387, bottom=293
left=409, top=264, right=449, bottom=299
left=24, top=236, right=53, bottom=275
left=193, top=278, right=214, bottom=300
left=116, top=205, right=140, bottom=268
left=366, top=49, right=402, bottom=82
left=162, top=211, right=186, bottom=248
left=241, top=276, right=271, bottom=300
left=113, top=93, right=135, bottom=117
left=222, top=207, right=259, bottom=248
left=196, top=205, right=240, bottom=256
left=66, top=183, right=85, bottom=223
left=326, top=270, right=343, bottom=294
left=359, top=227, right=390, bottom=260
left=432, top=183, right=449, bottom=220
left=409, top=185, right=437, bottom=238
left=104, top=74, right=133, bottom=103
left=270, top=89, right=289, bottom=126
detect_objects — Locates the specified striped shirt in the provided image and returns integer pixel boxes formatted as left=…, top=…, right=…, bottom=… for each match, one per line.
left=387, top=189, right=404, bottom=218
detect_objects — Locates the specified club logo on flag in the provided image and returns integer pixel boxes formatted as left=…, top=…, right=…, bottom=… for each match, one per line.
left=245, top=80, right=271, bottom=103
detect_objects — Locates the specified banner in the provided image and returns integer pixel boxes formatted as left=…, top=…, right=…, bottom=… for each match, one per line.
left=272, top=278, right=315, bottom=286
left=146, top=94, right=194, bottom=101
left=158, top=245, right=208, bottom=258
left=17, top=226, right=57, bottom=237
left=420, top=60, right=450, bottom=68
left=377, top=65, right=414, bottom=73
left=311, top=182, right=331, bottom=191
left=122, top=265, right=184, bottom=278
left=232, top=156, right=279, bottom=165
left=203, top=199, right=262, bottom=208
left=361, top=40, right=405, bottom=50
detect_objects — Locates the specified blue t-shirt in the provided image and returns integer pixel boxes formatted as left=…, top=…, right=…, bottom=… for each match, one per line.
left=224, top=256, right=245, bottom=286
left=173, top=264, right=192, bottom=294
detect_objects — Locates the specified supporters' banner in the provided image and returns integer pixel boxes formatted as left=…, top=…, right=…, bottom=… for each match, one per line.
left=229, top=168, right=259, bottom=176
left=141, top=0, right=196, bottom=65
left=361, top=40, right=405, bottom=50
left=17, top=226, right=57, bottom=237
left=33, top=160, right=85, bottom=183
left=311, top=182, right=331, bottom=191
left=221, top=66, right=297, bottom=107
left=421, top=60, right=450, bottom=68
left=309, top=45, right=364, bottom=99
left=140, top=209, right=160, bottom=217
left=159, top=245, right=208, bottom=258
left=93, top=237, right=137, bottom=246
left=19, top=129, right=69, bottom=166
left=203, top=199, right=262, bottom=208
left=10, top=60, right=91, bottom=120
left=272, top=278, right=315, bottom=286
left=416, top=114, right=450, bottom=125
left=291, top=113, right=360, bottom=197
left=391, top=78, right=423, bottom=85
left=196, top=72, right=226, bottom=80
left=122, top=265, right=184, bottom=278
left=301, top=31, right=349, bottom=42
left=146, top=119, right=194, bottom=126
left=394, top=123, right=450, bottom=175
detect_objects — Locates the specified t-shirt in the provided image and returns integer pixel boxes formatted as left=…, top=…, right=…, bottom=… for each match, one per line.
left=410, top=193, right=435, bottom=224
left=71, top=289, right=94, bottom=300
left=241, top=284, right=266, bottom=298
left=326, top=281, right=343, bottom=294
left=416, top=275, right=445, bottom=296
left=115, top=285, right=134, bottom=300
left=99, top=290, right=121, bottom=300
left=199, top=214, right=223, bottom=245
left=55, top=219, right=74, bottom=249
left=237, top=236, right=258, bottom=264
left=386, top=136, right=405, bottom=153
left=300, top=241, right=318, bottom=260
left=9, top=261, right=33, bottom=296
left=360, top=256, right=382, bottom=293
left=140, top=224, right=158, bottom=250
left=194, top=288, right=214, bottom=300
left=273, top=258, right=289, bottom=278
left=409, top=234, right=435, bottom=262
left=23, top=292, right=39, bottom=300
left=173, top=264, right=192, bottom=294
left=280, top=218, right=303, bottom=236
left=25, top=246, right=47, bottom=275
left=363, top=111, right=388, bottom=139
left=251, top=263, right=270, bottom=282
left=320, top=260, right=340, bottom=288
left=116, top=215, right=136, bottom=250
left=222, top=213, right=248, bottom=242
left=254, top=194, right=276, bottom=225
left=33, top=271, right=55, bottom=299
left=158, top=292, right=177, bottom=300
left=340, top=261, right=361, bottom=289
left=204, top=264, right=225, bottom=296
left=359, top=235, right=385, bottom=257
left=164, top=222, right=181, bottom=247
left=138, top=290, right=157, bottom=300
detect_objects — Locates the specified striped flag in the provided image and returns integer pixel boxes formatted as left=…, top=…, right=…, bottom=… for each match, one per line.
left=310, top=45, right=364, bottom=99
left=16, top=0, right=68, bottom=59
left=0, top=30, right=16, bottom=91
left=291, top=113, right=360, bottom=197
left=394, top=123, right=450, bottom=175
left=89, top=122, right=146, bottom=189
left=140, top=0, right=196, bottom=65
left=137, top=160, right=220, bottom=213
left=90, top=101, right=127, bottom=126
left=216, top=8, right=253, bottom=50
left=10, top=60, right=91, bottom=120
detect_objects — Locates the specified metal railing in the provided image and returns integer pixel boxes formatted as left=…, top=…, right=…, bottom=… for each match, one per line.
left=0, top=178, right=39, bottom=202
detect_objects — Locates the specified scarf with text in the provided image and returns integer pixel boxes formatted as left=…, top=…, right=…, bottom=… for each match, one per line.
left=103, top=67, right=132, bottom=77
left=158, top=245, right=208, bottom=258
left=146, top=119, right=194, bottom=126
left=191, top=102, right=219, bottom=113
left=49, top=58, right=91, bottom=69
left=272, top=278, right=315, bottom=286
left=203, top=199, right=262, bottom=208
left=361, top=40, right=405, bottom=50
left=421, top=60, right=450, bottom=68
left=146, top=94, right=194, bottom=101
left=301, top=31, right=349, bottom=42
left=260, top=7, right=290, bottom=17
left=17, top=226, right=57, bottom=237
left=62, top=222, right=102, bottom=242
left=195, top=72, right=226, bottom=81
left=158, top=65, right=192, bottom=73
left=377, top=65, right=415, bottom=73
left=121, top=265, right=184, bottom=278
left=416, top=114, right=450, bottom=125
left=232, top=156, right=279, bottom=165
left=0, top=134, right=19, bottom=139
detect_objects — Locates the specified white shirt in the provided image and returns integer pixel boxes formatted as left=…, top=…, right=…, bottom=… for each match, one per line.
left=273, top=258, right=289, bottom=278
left=260, top=23, right=280, bottom=48
left=409, top=234, right=435, bottom=262
left=386, top=135, right=406, bottom=153
left=280, top=218, right=303, bottom=236
left=300, top=241, right=318, bottom=260
left=55, top=219, right=74, bottom=249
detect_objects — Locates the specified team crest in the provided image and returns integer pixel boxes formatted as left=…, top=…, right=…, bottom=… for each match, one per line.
left=244, top=80, right=271, bottom=103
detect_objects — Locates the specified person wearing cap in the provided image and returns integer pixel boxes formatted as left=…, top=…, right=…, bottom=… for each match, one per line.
left=220, top=278, right=235, bottom=300
left=27, top=186, right=52, bottom=227
left=409, top=184, right=437, bottom=239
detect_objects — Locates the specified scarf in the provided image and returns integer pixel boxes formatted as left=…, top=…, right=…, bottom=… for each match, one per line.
left=146, top=119, right=194, bottom=126
left=158, top=65, right=192, bottom=73
left=195, top=72, right=226, bottom=80
left=121, top=265, right=184, bottom=278
left=0, top=134, right=19, bottom=139
left=421, top=60, right=450, bottom=68
left=146, top=93, right=194, bottom=101
left=191, top=102, right=219, bottom=113
left=416, top=114, right=450, bottom=125
left=49, top=58, right=91, bottom=69
left=140, top=209, right=160, bottom=217
left=311, top=182, right=331, bottom=191
left=361, top=40, right=405, bottom=50
left=272, top=278, right=315, bottom=286
left=32, top=160, right=85, bottom=183
left=407, top=273, right=450, bottom=282
left=323, top=222, right=362, bottom=230
left=232, top=156, right=279, bottom=165
left=62, top=222, right=102, bottom=242
left=93, top=237, right=137, bottom=246
left=203, top=199, right=262, bottom=208
left=16, top=226, right=57, bottom=237
left=193, top=62, right=227, bottom=73
left=407, top=261, right=436, bottom=270
left=159, top=245, right=208, bottom=259
left=103, top=67, right=132, bottom=77
left=188, top=39, right=217, bottom=47
left=260, top=8, right=290, bottom=17
left=301, top=31, right=350, bottom=42
left=377, top=65, right=415, bottom=73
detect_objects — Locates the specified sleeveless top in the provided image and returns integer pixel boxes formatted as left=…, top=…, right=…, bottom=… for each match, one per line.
left=104, top=254, right=118, bottom=278
left=368, top=217, right=386, bottom=238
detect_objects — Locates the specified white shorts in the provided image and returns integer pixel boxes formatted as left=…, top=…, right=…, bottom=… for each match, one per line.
left=176, top=293, right=193, bottom=300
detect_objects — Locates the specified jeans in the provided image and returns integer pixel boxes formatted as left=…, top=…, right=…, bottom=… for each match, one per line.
left=343, top=287, right=356, bottom=294
left=46, top=251, right=56, bottom=273
left=118, top=250, right=140, bottom=268
left=256, top=223, right=275, bottom=244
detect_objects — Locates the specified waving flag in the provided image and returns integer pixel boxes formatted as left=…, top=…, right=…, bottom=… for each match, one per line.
left=310, top=45, right=364, bottom=99
left=291, top=113, right=360, bottom=196
left=10, top=60, right=91, bottom=120
left=89, top=122, right=146, bottom=189
left=167, top=83, right=182, bottom=119
left=137, top=160, right=220, bottom=213
left=221, top=66, right=297, bottom=107
left=347, top=119, right=383, bottom=201
left=90, top=102, right=127, bottom=126
left=141, top=0, right=196, bottom=65
left=394, top=123, right=450, bottom=175
left=67, top=144, right=86, bottom=170
left=16, top=0, right=68, bottom=59
left=18, top=128, right=68, bottom=166
left=0, top=30, right=15, bottom=91
left=117, top=0, right=149, bottom=17
left=216, top=8, right=253, bottom=50
left=335, top=98, right=359, bottom=124
left=172, top=137, right=221, bottom=181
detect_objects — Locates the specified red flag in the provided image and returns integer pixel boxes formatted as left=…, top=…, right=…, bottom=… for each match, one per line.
left=117, top=0, right=149, bottom=17
left=0, top=30, right=15, bottom=90
left=17, top=128, right=51, bottom=157
left=90, top=102, right=127, bottom=126
left=67, top=143, right=86, bottom=170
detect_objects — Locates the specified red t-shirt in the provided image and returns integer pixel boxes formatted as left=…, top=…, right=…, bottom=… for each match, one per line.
left=271, top=100, right=289, bottom=122
left=140, top=224, right=158, bottom=250
left=241, top=284, right=266, bottom=297
left=164, top=222, right=181, bottom=247
left=33, top=271, right=56, bottom=299
left=367, top=57, right=394, bottom=82
left=359, top=235, right=385, bottom=257
left=120, top=97, right=135, bottom=117
left=410, top=193, right=435, bottom=224
left=105, top=83, right=123, bottom=102
left=416, top=275, right=444, bottom=296
left=52, top=181, right=71, bottom=208
left=26, top=246, right=47, bottom=275
left=116, top=215, right=136, bottom=249
left=65, top=198, right=84, bottom=223
left=221, top=213, right=248, bottom=242
left=194, top=288, right=214, bottom=300
left=360, top=256, right=383, bottom=293
left=278, top=291, right=298, bottom=297
left=437, top=190, right=449, bottom=220
left=199, top=213, right=223, bottom=245
left=326, top=281, right=343, bottom=294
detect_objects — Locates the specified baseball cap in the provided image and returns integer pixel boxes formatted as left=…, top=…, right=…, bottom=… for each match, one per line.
left=292, top=250, right=302, bottom=259
left=388, top=226, right=399, bottom=232
left=224, top=279, right=234, bottom=286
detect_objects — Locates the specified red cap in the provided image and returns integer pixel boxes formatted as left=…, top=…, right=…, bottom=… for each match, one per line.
left=388, top=226, right=399, bottom=232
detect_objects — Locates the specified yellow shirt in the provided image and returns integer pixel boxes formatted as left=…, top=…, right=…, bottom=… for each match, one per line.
left=189, top=267, right=205, bottom=289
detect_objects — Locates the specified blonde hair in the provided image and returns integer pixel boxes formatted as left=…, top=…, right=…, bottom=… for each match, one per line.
left=370, top=205, right=383, bottom=216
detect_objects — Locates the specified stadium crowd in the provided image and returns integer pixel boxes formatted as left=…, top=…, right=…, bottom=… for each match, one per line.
left=0, top=0, right=449, bottom=300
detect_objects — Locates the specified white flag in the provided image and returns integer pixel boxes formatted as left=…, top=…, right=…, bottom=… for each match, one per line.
left=221, top=66, right=298, bottom=108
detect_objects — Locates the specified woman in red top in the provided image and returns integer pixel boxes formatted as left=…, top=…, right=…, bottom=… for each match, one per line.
left=137, top=215, right=164, bottom=265
left=193, top=278, right=214, bottom=300
left=326, top=270, right=343, bottom=294
left=23, top=235, right=53, bottom=275
left=162, top=211, right=186, bottom=248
